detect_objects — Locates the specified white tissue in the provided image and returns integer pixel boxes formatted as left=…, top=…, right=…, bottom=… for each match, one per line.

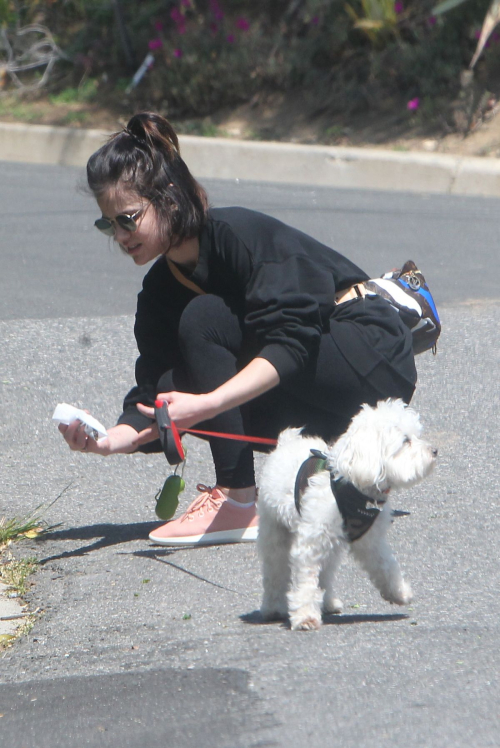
left=52, top=403, right=108, bottom=438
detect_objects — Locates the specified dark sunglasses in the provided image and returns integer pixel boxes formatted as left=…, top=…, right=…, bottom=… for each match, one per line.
left=94, top=199, right=154, bottom=237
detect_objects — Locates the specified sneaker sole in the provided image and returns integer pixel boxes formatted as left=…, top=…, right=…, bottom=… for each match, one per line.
left=148, top=525, right=258, bottom=547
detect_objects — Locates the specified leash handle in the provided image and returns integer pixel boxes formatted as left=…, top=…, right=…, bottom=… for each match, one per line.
left=154, top=400, right=185, bottom=464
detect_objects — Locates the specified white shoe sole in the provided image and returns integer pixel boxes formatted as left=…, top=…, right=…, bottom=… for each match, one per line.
left=149, top=525, right=258, bottom=547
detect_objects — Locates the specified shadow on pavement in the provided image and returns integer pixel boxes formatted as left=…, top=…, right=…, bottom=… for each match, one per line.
left=0, top=667, right=277, bottom=748
left=240, top=610, right=409, bottom=627
left=132, top=548, right=253, bottom=598
left=34, top=522, right=160, bottom=564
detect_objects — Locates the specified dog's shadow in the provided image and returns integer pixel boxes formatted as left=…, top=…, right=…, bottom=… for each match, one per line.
left=240, top=610, right=409, bottom=628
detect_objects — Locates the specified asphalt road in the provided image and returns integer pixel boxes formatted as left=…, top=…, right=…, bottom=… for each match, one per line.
left=0, top=161, right=499, bottom=747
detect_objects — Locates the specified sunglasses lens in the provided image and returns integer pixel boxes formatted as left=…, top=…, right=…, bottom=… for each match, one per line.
left=94, top=218, right=115, bottom=236
left=95, top=206, right=143, bottom=236
left=116, top=215, right=138, bottom=232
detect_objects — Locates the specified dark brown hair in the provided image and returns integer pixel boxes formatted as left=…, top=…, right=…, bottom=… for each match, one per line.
left=87, top=112, right=209, bottom=249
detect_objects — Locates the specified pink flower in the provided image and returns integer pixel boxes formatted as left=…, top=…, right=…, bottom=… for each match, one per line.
left=236, top=17, right=250, bottom=31
left=154, top=20, right=164, bottom=32
left=148, top=38, right=163, bottom=50
left=394, top=1, right=404, bottom=13
left=407, top=97, right=420, bottom=111
left=170, top=7, right=186, bottom=33
left=173, top=48, right=183, bottom=58
left=209, top=21, right=219, bottom=35
left=310, top=16, right=320, bottom=25
left=210, top=0, right=224, bottom=21
left=181, top=0, right=191, bottom=6
left=427, top=16, right=436, bottom=27
left=226, top=33, right=235, bottom=43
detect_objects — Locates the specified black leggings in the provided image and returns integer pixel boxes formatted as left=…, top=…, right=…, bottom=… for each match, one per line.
left=157, top=295, right=415, bottom=488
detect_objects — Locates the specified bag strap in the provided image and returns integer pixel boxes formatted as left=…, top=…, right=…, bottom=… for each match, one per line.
left=166, top=258, right=205, bottom=296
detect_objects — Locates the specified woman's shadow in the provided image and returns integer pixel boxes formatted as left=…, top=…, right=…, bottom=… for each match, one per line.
left=35, top=521, right=161, bottom=564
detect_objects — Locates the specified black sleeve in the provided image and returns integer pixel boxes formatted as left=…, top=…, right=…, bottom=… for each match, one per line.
left=244, top=254, right=337, bottom=380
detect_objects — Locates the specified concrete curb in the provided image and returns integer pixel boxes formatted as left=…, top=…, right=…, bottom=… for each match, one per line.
left=0, top=581, right=27, bottom=641
left=2, top=121, right=500, bottom=196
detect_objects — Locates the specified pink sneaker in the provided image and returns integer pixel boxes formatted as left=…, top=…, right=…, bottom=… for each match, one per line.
left=148, top=484, right=258, bottom=547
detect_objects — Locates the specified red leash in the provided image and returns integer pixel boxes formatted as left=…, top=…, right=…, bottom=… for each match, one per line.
left=176, top=426, right=277, bottom=446
left=154, top=399, right=277, bottom=464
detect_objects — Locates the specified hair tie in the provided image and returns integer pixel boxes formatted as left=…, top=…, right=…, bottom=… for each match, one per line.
left=123, top=126, right=145, bottom=145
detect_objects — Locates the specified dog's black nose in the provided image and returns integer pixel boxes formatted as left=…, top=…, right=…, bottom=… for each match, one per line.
left=432, top=447, right=438, bottom=457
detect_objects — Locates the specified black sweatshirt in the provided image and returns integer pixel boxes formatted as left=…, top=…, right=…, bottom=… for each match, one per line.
left=118, top=207, right=414, bottom=432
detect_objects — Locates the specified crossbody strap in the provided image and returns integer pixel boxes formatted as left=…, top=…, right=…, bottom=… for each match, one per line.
left=166, top=258, right=205, bottom=296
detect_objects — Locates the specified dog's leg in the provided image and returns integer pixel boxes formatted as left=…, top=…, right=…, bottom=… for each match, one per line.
left=320, top=543, right=345, bottom=615
left=258, top=512, right=292, bottom=621
left=287, top=522, right=333, bottom=631
left=350, top=509, right=413, bottom=605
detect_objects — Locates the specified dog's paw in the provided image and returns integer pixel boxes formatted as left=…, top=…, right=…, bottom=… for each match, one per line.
left=381, top=582, right=413, bottom=606
left=323, top=596, right=343, bottom=615
left=291, top=615, right=322, bottom=631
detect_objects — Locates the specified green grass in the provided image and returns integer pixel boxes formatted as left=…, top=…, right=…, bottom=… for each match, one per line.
left=0, top=484, right=71, bottom=548
left=176, top=120, right=221, bottom=138
left=60, top=110, right=90, bottom=125
left=49, top=78, right=98, bottom=105
left=0, top=485, right=71, bottom=649
left=0, top=556, right=38, bottom=596
left=0, top=514, right=44, bottom=546
left=0, top=100, right=38, bottom=122
left=0, top=556, right=39, bottom=649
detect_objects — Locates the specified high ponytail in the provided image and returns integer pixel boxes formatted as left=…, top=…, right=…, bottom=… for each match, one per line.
left=125, top=112, right=180, bottom=161
left=87, top=112, right=208, bottom=249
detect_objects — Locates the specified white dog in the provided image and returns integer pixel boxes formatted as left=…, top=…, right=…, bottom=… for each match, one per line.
left=257, top=399, right=437, bottom=631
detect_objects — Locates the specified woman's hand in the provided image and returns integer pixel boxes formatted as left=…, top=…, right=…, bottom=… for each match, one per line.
left=58, top=421, right=159, bottom=455
left=137, top=391, right=219, bottom=430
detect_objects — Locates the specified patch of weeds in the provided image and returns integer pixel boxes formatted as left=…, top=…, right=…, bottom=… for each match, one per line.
left=60, top=111, right=90, bottom=125
left=246, top=129, right=267, bottom=141
left=49, top=78, right=98, bottom=105
left=0, top=99, right=38, bottom=122
left=115, top=78, right=130, bottom=93
left=176, top=119, right=221, bottom=138
left=0, top=515, right=44, bottom=547
left=324, top=124, right=345, bottom=143
left=0, top=555, right=40, bottom=650
left=0, top=556, right=38, bottom=597
left=0, top=483, right=70, bottom=549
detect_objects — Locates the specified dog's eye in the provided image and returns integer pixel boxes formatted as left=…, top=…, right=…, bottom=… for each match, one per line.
left=403, top=437, right=411, bottom=445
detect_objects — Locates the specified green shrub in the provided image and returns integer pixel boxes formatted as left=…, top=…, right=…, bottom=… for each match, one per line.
left=1, top=0, right=498, bottom=133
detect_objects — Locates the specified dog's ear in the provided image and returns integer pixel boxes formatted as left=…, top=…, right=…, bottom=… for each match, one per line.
left=333, top=430, right=386, bottom=491
left=331, top=405, right=388, bottom=490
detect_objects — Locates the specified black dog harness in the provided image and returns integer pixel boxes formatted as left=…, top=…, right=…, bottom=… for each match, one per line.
left=294, top=449, right=407, bottom=542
